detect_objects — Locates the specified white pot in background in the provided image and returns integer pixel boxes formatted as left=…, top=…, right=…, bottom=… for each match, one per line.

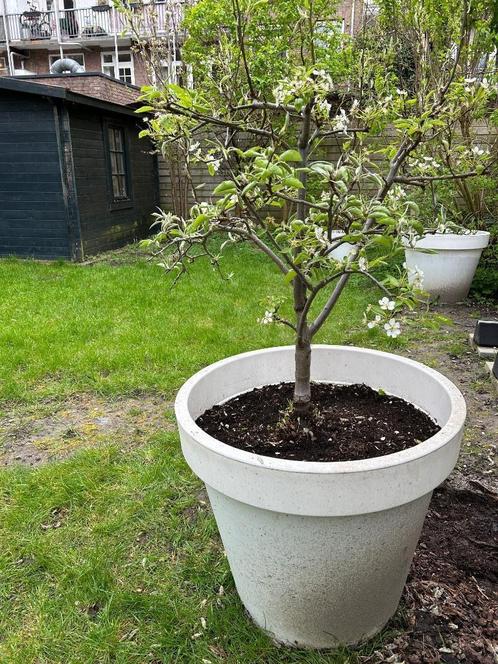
left=328, top=230, right=355, bottom=261
left=405, top=231, right=490, bottom=303
left=175, top=345, right=466, bottom=649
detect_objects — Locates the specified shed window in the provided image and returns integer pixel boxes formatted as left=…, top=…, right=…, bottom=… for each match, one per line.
left=108, top=126, right=129, bottom=200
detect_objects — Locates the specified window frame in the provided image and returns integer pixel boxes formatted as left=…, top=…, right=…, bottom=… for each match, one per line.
left=103, top=120, right=133, bottom=210
left=101, top=51, right=135, bottom=84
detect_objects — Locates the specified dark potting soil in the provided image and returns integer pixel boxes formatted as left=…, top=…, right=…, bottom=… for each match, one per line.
left=391, top=484, right=498, bottom=664
left=196, top=382, right=441, bottom=462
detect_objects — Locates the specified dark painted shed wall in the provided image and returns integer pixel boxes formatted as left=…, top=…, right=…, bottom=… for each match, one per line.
left=69, top=106, right=158, bottom=257
left=0, top=91, right=70, bottom=259
left=0, top=88, right=158, bottom=260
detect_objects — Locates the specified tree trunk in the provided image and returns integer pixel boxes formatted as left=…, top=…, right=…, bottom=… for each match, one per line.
left=292, top=103, right=313, bottom=414
left=294, top=334, right=312, bottom=414
left=293, top=274, right=312, bottom=414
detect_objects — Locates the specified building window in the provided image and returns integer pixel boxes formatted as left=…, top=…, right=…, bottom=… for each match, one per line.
left=107, top=126, right=130, bottom=201
left=49, top=53, right=85, bottom=70
left=157, top=59, right=193, bottom=87
left=101, top=51, right=134, bottom=84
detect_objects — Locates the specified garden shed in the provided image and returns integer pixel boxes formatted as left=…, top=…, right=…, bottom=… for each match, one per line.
left=0, top=76, right=158, bottom=260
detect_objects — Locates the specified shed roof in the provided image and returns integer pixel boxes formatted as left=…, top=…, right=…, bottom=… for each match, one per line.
left=13, top=72, right=140, bottom=108
left=0, top=76, right=139, bottom=118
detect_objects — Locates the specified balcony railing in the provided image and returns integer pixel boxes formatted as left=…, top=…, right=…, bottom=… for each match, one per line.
left=0, top=2, right=186, bottom=45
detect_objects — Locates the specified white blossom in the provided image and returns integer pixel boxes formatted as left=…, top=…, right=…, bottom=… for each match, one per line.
left=471, top=145, right=488, bottom=157
left=315, top=98, right=332, bottom=119
left=379, top=297, right=396, bottom=311
left=332, top=109, right=349, bottom=134
left=314, top=225, right=330, bottom=246
left=358, top=257, right=368, bottom=272
left=210, top=158, right=222, bottom=172
left=388, top=185, right=407, bottom=202
left=410, top=156, right=441, bottom=173
left=258, top=310, right=274, bottom=325
left=367, top=314, right=382, bottom=329
left=384, top=318, right=401, bottom=338
left=407, top=264, right=424, bottom=289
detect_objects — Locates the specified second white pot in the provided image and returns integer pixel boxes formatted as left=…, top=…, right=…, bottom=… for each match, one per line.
left=175, top=346, right=466, bottom=649
left=328, top=230, right=355, bottom=261
left=405, top=231, right=490, bottom=303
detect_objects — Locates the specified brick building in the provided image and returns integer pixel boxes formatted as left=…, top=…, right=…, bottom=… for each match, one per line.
left=0, top=0, right=368, bottom=87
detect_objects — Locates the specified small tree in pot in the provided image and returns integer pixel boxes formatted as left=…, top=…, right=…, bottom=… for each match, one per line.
left=134, top=0, right=496, bottom=649
left=139, top=0, right=496, bottom=412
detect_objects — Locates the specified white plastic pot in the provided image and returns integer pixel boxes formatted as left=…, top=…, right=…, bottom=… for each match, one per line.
left=405, top=231, right=490, bottom=303
left=328, top=230, right=355, bottom=261
left=175, top=345, right=466, bottom=649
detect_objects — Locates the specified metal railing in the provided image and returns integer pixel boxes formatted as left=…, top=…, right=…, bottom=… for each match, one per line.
left=0, top=2, right=185, bottom=44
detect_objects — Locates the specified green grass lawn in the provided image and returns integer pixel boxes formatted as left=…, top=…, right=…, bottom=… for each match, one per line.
left=0, top=245, right=413, bottom=663
left=0, top=244, right=392, bottom=403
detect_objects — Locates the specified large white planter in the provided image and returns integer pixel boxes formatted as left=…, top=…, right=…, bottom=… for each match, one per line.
left=404, top=231, right=490, bottom=303
left=175, top=346, right=466, bottom=649
left=328, top=230, right=355, bottom=261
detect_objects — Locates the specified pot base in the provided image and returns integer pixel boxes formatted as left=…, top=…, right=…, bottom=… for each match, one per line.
left=208, top=486, right=432, bottom=649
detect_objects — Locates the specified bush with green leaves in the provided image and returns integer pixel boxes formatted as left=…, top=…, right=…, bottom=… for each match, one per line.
left=134, top=0, right=497, bottom=413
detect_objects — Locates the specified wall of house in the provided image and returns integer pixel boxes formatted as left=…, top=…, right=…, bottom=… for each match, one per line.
left=0, top=90, right=70, bottom=258
left=338, top=0, right=365, bottom=35
left=17, top=47, right=150, bottom=86
left=69, top=104, right=158, bottom=256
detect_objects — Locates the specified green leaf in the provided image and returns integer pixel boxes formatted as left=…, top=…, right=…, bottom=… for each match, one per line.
left=213, top=181, right=237, bottom=196
left=284, top=176, right=304, bottom=189
left=284, top=269, right=297, bottom=284
left=167, top=83, right=193, bottom=108
left=241, top=181, right=258, bottom=196
left=279, top=149, right=302, bottom=162
left=187, top=213, right=209, bottom=233
left=135, top=105, right=154, bottom=114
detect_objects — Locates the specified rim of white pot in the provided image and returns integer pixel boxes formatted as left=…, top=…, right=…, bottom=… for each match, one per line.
left=176, top=346, right=466, bottom=515
left=408, top=230, right=490, bottom=251
left=176, top=345, right=466, bottom=475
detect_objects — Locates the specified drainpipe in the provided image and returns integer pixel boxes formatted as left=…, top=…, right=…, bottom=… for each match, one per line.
left=350, top=0, right=356, bottom=36
left=54, top=0, right=64, bottom=60
left=112, top=5, right=119, bottom=80
left=1, top=0, right=14, bottom=75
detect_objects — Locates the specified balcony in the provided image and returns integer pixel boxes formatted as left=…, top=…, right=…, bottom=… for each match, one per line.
left=0, top=2, right=186, bottom=48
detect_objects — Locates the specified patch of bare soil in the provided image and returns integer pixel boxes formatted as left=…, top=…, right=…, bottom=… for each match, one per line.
left=403, top=302, right=497, bottom=479
left=361, top=302, right=497, bottom=663
left=363, top=484, right=497, bottom=664
left=0, top=394, right=174, bottom=466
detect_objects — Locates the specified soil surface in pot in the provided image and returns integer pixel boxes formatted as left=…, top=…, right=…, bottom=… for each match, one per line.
left=196, top=382, right=440, bottom=462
